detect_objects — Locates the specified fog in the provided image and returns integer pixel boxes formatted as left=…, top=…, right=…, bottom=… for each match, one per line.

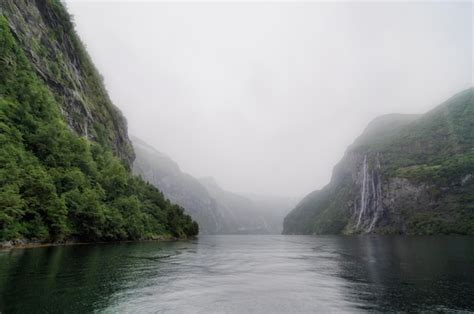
left=65, top=1, right=472, bottom=198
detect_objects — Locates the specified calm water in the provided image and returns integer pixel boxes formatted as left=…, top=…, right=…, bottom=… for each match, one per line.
left=0, top=235, right=473, bottom=313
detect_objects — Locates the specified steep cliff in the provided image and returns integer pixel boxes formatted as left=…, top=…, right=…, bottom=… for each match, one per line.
left=133, top=137, right=294, bottom=234
left=0, top=0, right=198, bottom=243
left=284, top=88, right=474, bottom=235
left=0, top=0, right=134, bottom=166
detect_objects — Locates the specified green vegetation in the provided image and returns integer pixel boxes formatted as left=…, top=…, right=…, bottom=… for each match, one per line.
left=0, top=16, right=198, bottom=242
left=283, top=177, right=353, bottom=235
left=372, top=89, right=473, bottom=176
left=395, top=152, right=474, bottom=185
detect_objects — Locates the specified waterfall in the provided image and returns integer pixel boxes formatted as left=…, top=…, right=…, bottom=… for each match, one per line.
left=356, top=154, right=384, bottom=232
left=368, top=154, right=383, bottom=231
left=356, top=155, right=369, bottom=228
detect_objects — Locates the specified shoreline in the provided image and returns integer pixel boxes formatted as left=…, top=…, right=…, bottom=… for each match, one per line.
left=0, top=236, right=195, bottom=251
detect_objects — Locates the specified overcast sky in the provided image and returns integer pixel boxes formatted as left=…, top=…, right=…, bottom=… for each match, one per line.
left=65, top=1, right=472, bottom=198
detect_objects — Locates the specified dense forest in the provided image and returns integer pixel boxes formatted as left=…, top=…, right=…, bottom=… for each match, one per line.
left=0, top=4, right=198, bottom=243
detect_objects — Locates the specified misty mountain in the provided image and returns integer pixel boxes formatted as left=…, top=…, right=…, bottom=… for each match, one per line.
left=284, top=88, right=474, bottom=235
left=132, top=137, right=225, bottom=234
left=132, top=137, right=295, bottom=234
left=199, top=177, right=295, bottom=234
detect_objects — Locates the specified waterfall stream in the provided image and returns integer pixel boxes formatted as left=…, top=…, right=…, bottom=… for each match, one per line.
left=356, top=155, right=369, bottom=227
left=356, top=154, right=384, bottom=231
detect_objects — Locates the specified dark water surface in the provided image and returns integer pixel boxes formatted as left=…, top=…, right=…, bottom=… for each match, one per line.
left=0, top=235, right=473, bottom=313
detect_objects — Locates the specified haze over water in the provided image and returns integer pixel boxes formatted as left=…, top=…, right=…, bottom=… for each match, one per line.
left=1, top=235, right=473, bottom=313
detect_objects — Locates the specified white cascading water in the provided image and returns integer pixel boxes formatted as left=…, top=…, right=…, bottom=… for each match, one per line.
left=356, top=154, right=384, bottom=231
left=356, top=155, right=369, bottom=228
left=368, top=154, right=383, bottom=231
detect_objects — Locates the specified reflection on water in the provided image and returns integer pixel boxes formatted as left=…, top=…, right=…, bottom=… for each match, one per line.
left=0, top=235, right=473, bottom=313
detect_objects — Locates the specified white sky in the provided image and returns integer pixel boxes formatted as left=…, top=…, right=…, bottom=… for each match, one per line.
left=65, top=1, right=472, bottom=197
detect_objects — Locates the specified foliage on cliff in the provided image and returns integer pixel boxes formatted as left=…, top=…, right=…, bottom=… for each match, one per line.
left=0, top=15, right=198, bottom=242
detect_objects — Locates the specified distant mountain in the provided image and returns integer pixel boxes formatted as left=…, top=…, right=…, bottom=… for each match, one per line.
left=132, top=138, right=295, bottom=234
left=284, top=88, right=474, bottom=235
left=132, top=137, right=225, bottom=234
left=199, top=178, right=295, bottom=234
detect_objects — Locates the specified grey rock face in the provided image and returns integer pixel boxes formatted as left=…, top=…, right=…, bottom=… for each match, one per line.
left=343, top=153, right=429, bottom=233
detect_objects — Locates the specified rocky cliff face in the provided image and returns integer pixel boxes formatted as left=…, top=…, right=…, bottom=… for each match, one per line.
left=0, top=0, right=134, bottom=166
left=132, top=137, right=294, bottom=234
left=284, top=88, right=474, bottom=235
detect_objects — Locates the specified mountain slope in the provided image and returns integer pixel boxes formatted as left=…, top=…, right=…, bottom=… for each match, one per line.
left=0, top=0, right=197, bottom=243
left=133, top=138, right=294, bottom=234
left=132, top=137, right=226, bottom=234
left=284, top=88, right=474, bottom=235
